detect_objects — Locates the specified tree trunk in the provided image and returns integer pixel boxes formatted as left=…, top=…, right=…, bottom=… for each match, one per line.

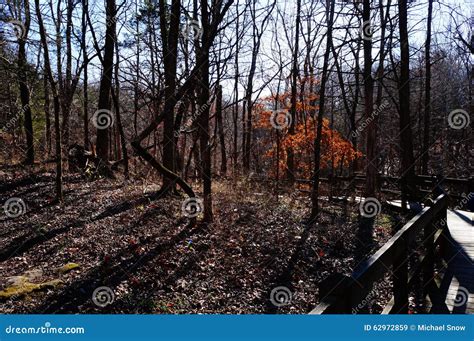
left=61, top=0, right=73, bottom=151
left=44, top=67, right=51, bottom=155
left=363, top=0, right=376, bottom=197
left=233, top=0, right=240, bottom=174
left=398, top=0, right=417, bottom=210
left=113, top=39, right=129, bottom=178
left=197, top=35, right=213, bottom=221
left=242, top=2, right=257, bottom=173
left=421, top=0, right=433, bottom=175
left=310, top=0, right=334, bottom=221
left=216, top=85, right=227, bottom=175
left=17, top=0, right=34, bottom=164
left=82, top=0, right=89, bottom=150
left=35, top=0, right=63, bottom=201
left=96, top=0, right=116, bottom=162
left=286, top=0, right=301, bottom=182
left=159, top=0, right=181, bottom=193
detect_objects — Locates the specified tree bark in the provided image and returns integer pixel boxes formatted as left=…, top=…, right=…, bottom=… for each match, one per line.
left=113, top=39, right=129, bottom=178
left=216, top=85, right=227, bottom=175
left=44, top=66, right=51, bottom=155
left=35, top=0, right=63, bottom=201
left=421, top=0, right=433, bottom=175
left=363, top=0, right=376, bottom=197
left=398, top=0, right=417, bottom=209
left=310, top=0, right=334, bottom=221
left=82, top=0, right=89, bottom=150
left=287, top=0, right=301, bottom=182
left=17, top=0, right=34, bottom=164
left=159, top=0, right=181, bottom=193
left=96, top=0, right=116, bottom=162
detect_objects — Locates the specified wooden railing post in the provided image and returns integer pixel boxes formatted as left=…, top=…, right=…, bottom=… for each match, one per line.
left=318, top=274, right=352, bottom=313
left=438, top=199, right=448, bottom=258
left=392, top=237, right=409, bottom=313
left=422, top=210, right=435, bottom=303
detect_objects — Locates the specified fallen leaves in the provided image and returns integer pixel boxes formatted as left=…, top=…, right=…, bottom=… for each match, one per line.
left=0, top=173, right=395, bottom=314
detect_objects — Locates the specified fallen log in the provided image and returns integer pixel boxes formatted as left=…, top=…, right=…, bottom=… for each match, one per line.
left=68, top=144, right=114, bottom=178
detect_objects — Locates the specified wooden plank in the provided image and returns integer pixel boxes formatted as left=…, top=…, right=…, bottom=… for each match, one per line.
left=312, top=195, right=448, bottom=314
left=435, top=209, right=474, bottom=314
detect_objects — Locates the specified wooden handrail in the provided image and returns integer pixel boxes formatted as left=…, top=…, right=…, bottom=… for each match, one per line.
left=296, top=175, right=470, bottom=187
left=310, top=194, right=448, bottom=314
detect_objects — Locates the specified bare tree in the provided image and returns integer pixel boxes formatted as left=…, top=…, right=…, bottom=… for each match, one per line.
left=310, top=0, right=335, bottom=221
left=35, top=0, right=63, bottom=201
left=286, top=0, right=301, bottom=182
left=398, top=0, right=417, bottom=209
left=16, top=0, right=34, bottom=164
left=96, top=0, right=116, bottom=162
left=421, top=0, right=433, bottom=174
left=362, top=0, right=375, bottom=197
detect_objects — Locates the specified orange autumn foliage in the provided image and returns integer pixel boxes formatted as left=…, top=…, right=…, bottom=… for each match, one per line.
left=254, top=82, right=361, bottom=179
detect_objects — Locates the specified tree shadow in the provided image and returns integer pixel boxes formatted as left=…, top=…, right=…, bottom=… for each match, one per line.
left=111, top=241, right=212, bottom=313
left=263, top=222, right=315, bottom=314
left=354, top=217, right=376, bottom=265
left=452, top=210, right=473, bottom=226
left=0, top=191, right=171, bottom=262
left=33, top=222, right=206, bottom=313
left=0, top=174, right=52, bottom=194
left=431, top=231, right=473, bottom=314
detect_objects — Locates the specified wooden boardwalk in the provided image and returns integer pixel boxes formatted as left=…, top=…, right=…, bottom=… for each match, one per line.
left=377, top=202, right=473, bottom=313
left=431, top=209, right=474, bottom=314
left=311, top=196, right=473, bottom=314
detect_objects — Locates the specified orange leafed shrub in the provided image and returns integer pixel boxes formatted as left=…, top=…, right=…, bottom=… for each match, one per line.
left=254, top=84, right=361, bottom=178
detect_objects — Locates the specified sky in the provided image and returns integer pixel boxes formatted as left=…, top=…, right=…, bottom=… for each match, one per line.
left=0, top=0, right=472, bottom=103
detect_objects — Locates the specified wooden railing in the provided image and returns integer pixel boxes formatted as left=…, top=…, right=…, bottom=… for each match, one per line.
left=297, top=174, right=471, bottom=187
left=296, top=175, right=472, bottom=203
left=310, top=194, right=448, bottom=314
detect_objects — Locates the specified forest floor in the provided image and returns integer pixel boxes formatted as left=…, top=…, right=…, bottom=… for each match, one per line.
left=0, top=164, right=399, bottom=314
